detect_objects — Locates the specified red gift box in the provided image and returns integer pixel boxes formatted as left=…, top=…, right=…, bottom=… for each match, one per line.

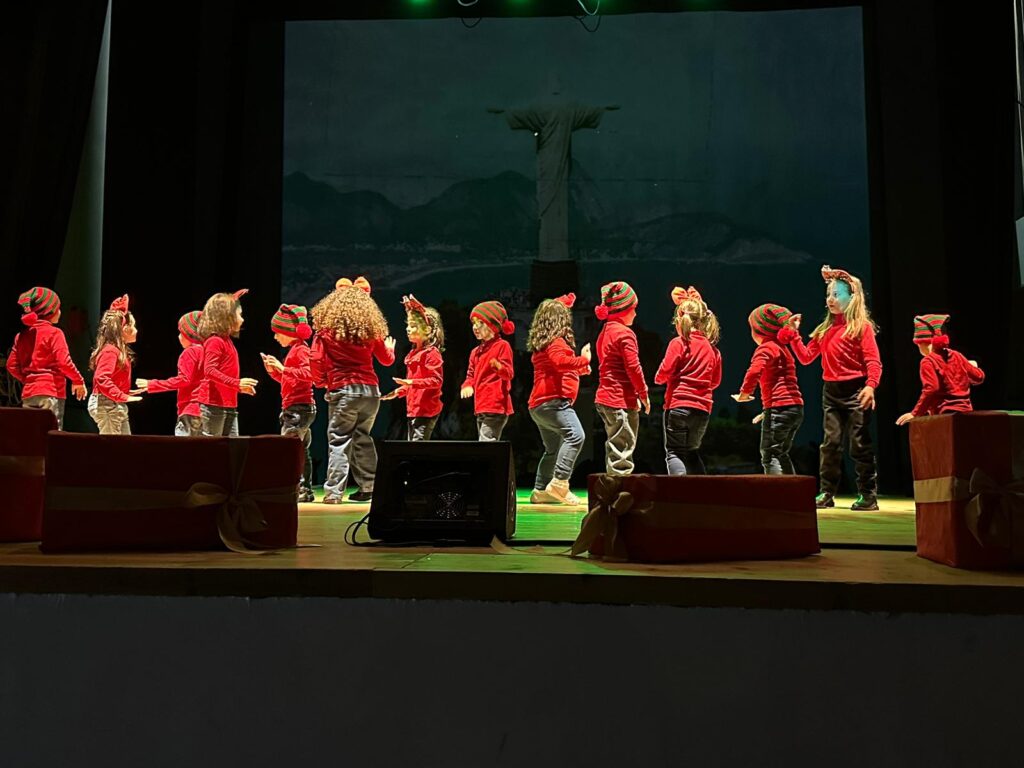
left=573, top=473, right=819, bottom=563
left=42, top=433, right=302, bottom=553
left=0, top=406, right=57, bottom=541
left=910, top=411, right=1024, bottom=569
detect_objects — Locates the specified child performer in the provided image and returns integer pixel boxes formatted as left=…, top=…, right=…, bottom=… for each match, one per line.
left=196, top=289, right=258, bottom=437
left=311, top=277, right=395, bottom=503
left=526, top=294, right=591, bottom=505
left=136, top=311, right=204, bottom=436
left=460, top=300, right=515, bottom=441
left=654, top=286, right=721, bottom=475
left=262, top=304, right=316, bottom=502
left=382, top=295, right=444, bottom=441
left=732, top=304, right=804, bottom=475
left=593, top=281, right=649, bottom=476
left=6, top=287, right=87, bottom=428
left=87, top=295, right=142, bottom=435
left=778, top=265, right=882, bottom=510
left=896, top=314, right=984, bottom=425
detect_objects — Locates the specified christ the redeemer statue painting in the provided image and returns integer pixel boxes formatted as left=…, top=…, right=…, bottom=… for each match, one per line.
left=488, top=100, right=619, bottom=263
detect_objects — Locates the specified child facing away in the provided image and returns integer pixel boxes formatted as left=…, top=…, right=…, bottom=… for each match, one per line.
left=262, top=304, right=316, bottom=503
left=526, top=293, right=591, bottom=505
left=732, top=303, right=804, bottom=475
left=87, top=295, right=143, bottom=435
left=7, top=286, right=87, bottom=429
left=460, top=300, right=515, bottom=441
left=382, top=295, right=444, bottom=441
left=311, top=277, right=395, bottom=503
left=136, top=311, right=204, bottom=436
left=195, top=289, right=258, bottom=437
left=896, top=313, right=984, bottom=426
left=654, top=286, right=722, bottom=475
left=593, top=280, right=649, bottom=476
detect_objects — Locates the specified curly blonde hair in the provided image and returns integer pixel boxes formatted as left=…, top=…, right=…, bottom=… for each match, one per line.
left=198, top=293, right=241, bottom=340
left=673, top=298, right=721, bottom=345
left=810, top=276, right=877, bottom=341
left=312, top=285, right=389, bottom=344
left=527, top=299, right=575, bottom=352
left=407, top=307, right=445, bottom=352
left=89, top=311, right=136, bottom=370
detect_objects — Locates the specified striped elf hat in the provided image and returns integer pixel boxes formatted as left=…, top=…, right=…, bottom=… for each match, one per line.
left=18, top=286, right=61, bottom=326
left=913, top=313, right=950, bottom=348
left=178, top=311, right=203, bottom=344
left=748, top=303, right=793, bottom=338
left=471, top=300, right=514, bottom=336
left=272, top=303, right=312, bottom=340
left=594, top=281, right=638, bottom=321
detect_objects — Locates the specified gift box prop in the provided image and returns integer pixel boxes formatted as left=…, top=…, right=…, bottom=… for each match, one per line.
left=0, top=406, right=57, bottom=542
left=910, top=411, right=1024, bottom=570
left=572, top=474, right=819, bottom=563
left=42, top=433, right=302, bottom=553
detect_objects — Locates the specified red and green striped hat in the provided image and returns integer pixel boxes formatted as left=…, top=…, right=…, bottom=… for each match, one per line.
left=748, top=303, right=793, bottom=338
left=471, top=300, right=515, bottom=336
left=594, top=281, right=638, bottom=321
left=913, top=313, right=950, bottom=344
left=177, top=311, right=203, bottom=344
left=18, top=286, right=61, bottom=325
left=272, top=303, right=312, bottom=340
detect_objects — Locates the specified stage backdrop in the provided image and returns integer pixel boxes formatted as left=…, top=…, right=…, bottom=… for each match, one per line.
left=282, top=8, right=870, bottom=485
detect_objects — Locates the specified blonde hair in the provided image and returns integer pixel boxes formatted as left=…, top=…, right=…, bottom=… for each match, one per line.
left=312, top=285, right=389, bottom=344
left=673, top=298, right=720, bottom=345
left=810, top=276, right=877, bottom=341
left=89, top=310, right=136, bottom=370
left=527, top=299, right=575, bottom=352
left=408, top=307, right=445, bottom=352
left=198, top=293, right=241, bottom=340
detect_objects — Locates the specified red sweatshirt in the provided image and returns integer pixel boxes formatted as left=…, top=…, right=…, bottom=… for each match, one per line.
left=147, top=344, right=203, bottom=417
left=595, top=319, right=648, bottom=410
left=268, top=340, right=314, bottom=409
left=92, top=344, right=132, bottom=403
left=197, top=334, right=241, bottom=408
left=912, top=348, right=984, bottom=416
left=395, top=345, right=443, bottom=418
left=311, top=332, right=395, bottom=390
left=462, top=337, right=514, bottom=415
left=779, top=316, right=882, bottom=389
left=528, top=337, right=590, bottom=409
left=654, top=331, right=722, bottom=413
left=6, top=320, right=84, bottom=399
left=738, top=339, right=803, bottom=409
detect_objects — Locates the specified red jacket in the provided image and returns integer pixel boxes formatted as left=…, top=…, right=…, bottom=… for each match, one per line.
left=268, top=340, right=314, bottom=409
left=197, top=334, right=241, bottom=408
left=595, top=319, right=648, bottom=410
left=779, top=316, right=882, bottom=389
left=528, top=337, right=590, bottom=409
left=738, top=339, right=803, bottom=409
left=462, top=337, right=514, bottom=415
left=396, top=345, right=443, bottom=418
left=311, top=332, right=395, bottom=390
left=912, top=348, right=984, bottom=416
left=654, top=331, right=722, bottom=413
left=92, top=344, right=132, bottom=403
left=147, top=344, right=203, bottom=417
left=6, top=320, right=84, bottom=399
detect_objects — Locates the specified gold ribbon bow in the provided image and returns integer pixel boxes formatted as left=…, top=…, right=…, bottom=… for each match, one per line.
left=963, top=468, right=1024, bottom=565
left=571, top=474, right=652, bottom=560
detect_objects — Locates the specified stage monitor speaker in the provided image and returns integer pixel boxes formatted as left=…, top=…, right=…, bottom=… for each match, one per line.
left=367, top=440, right=516, bottom=544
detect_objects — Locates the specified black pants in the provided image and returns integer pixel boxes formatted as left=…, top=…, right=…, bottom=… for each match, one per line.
left=819, top=379, right=877, bottom=498
left=760, top=405, right=803, bottom=475
left=408, top=416, right=438, bottom=441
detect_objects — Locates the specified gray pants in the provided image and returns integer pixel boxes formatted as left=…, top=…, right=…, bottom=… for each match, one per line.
left=175, top=414, right=202, bottom=437
left=88, top=393, right=131, bottom=435
left=201, top=404, right=238, bottom=437
left=665, top=407, right=710, bottom=475
left=760, top=405, right=804, bottom=475
left=596, top=404, right=640, bottom=476
left=281, top=403, right=316, bottom=492
left=529, top=398, right=585, bottom=490
left=476, top=413, right=508, bottom=442
left=324, top=385, right=380, bottom=500
left=23, top=395, right=66, bottom=430
left=408, top=416, right=438, bottom=441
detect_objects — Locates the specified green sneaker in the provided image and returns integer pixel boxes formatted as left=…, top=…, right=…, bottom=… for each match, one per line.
left=815, top=492, right=835, bottom=509
left=851, top=495, right=879, bottom=511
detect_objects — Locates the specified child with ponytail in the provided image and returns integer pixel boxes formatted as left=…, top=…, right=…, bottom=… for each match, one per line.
left=460, top=300, right=515, bottom=441
left=136, top=311, right=204, bottom=436
left=87, top=295, right=143, bottom=435
left=382, top=295, right=445, bottom=441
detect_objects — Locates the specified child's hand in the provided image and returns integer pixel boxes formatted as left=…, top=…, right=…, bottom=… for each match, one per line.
left=135, top=378, right=149, bottom=390
left=460, top=386, right=474, bottom=399
left=239, top=377, right=258, bottom=396
left=788, top=314, right=802, bottom=330
left=731, top=392, right=754, bottom=403
left=72, top=384, right=87, bottom=401
left=384, top=336, right=396, bottom=353
left=489, top=359, right=503, bottom=371
left=262, top=355, right=283, bottom=374
left=640, top=398, right=651, bottom=415
left=752, top=412, right=765, bottom=425
left=381, top=387, right=407, bottom=401
left=129, top=388, right=147, bottom=397
left=969, top=359, right=979, bottom=367
left=393, top=377, right=412, bottom=387
left=126, top=395, right=143, bottom=403
left=858, top=385, right=876, bottom=410
left=896, top=412, right=914, bottom=426
left=580, top=343, right=592, bottom=362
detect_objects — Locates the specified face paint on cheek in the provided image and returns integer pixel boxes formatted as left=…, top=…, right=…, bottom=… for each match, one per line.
left=833, top=281, right=853, bottom=311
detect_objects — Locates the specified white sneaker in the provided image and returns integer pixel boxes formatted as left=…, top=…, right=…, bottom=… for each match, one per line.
left=530, top=488, right=557, bottom=504
left=545, top=478, right=583, bottom=506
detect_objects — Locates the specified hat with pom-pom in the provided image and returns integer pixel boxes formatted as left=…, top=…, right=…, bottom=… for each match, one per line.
left=594, top=281, right=638, bottom=321
left=18, top=287, right=60, bottom=326
left=272, top=303, right=313, bottom=341
left=471, top=300, right=515, bottom=336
